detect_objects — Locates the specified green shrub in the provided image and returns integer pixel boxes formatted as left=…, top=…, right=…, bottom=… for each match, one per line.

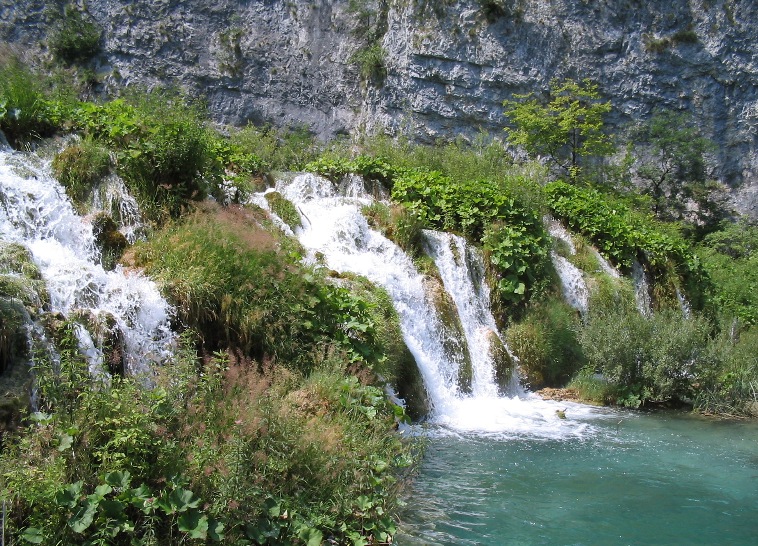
left=70, top=93, right=214, bottom=221
left=694, top=326, right=758, bottom=416
left=506, top=298, right=584, bottom=388
left=578, top=305, right=713, bottom=407
left=350, top=44, right=387, bottom=83
left=49, top=6, right=102, bottom=64
left=52, top=138, right=111, bottom=205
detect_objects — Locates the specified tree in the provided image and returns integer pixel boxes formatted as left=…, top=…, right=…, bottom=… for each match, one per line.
left=636, top=111, right=729, bottom=238
left=503, top=78, right=615, bottom=179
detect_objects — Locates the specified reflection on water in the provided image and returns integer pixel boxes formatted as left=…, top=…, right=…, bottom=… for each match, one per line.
left=398, top=411, right=758, bottom=545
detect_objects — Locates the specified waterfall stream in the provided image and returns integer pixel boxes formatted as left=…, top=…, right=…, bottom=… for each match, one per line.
left=0, top=143, right=175, bottom=376
left=253, top=174, right=601, bottom=438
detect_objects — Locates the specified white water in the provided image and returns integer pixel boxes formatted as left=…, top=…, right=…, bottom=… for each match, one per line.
left=423, top=231, right=514, bottom=398
left=547, top=219, right=589, bottom=315
left=0, top=143, right=174, bottom=375
left=254, top=174, right=606, bottom=439
left=632, top=260, right=653, bottom=317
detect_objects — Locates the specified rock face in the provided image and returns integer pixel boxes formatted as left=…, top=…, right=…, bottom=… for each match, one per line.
left=2, top=0, right=757, bottom=211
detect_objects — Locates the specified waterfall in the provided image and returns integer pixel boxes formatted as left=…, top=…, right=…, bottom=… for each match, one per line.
left=253, top=174, right=599, bottom=438
left=423, top=230, right=519, bottom=397
left=632, top=260, right=652, bottom=317
left=547, top=218, right=589, bottom=315
left=0, top=143, right=175, bottom=376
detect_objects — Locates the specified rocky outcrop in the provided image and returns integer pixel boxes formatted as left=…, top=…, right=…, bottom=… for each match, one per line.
left=1, top=0, right=757, bottom=211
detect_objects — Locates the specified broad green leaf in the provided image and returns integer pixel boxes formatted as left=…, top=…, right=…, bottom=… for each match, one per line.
left=20, top=527, right=44, bottom=544
left=178, top=510, right=209, bottom=539
left=55, top=481, right=83, bottom=508
left=69, top=501, right=97, bottom=533
left=298, top=527, right=324, bottom=546
left=105, top=470, right=131, bottom=489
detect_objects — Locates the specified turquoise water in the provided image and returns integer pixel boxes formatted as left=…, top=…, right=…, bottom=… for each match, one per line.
left=397, top=408, right=758, bottom=545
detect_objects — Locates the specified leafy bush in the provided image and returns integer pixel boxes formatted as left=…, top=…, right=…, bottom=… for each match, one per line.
left=505, top=297, right=584, bottom=388
left=697, top=222, right=758, bottom=325
left=49, top=6, right=102, bottom=64
left=70, top=93, right=214, bottom=220
left=578, top=305, right=713, bottom=407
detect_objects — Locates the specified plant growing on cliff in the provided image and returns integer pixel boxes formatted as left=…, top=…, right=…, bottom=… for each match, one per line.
left=49, top=5, right=102, bottom=65
left=351, top=44, right=388, bottom=84
left=634, top=110, right=728, bottom=238
left=503, top=78, right=615, bottom=179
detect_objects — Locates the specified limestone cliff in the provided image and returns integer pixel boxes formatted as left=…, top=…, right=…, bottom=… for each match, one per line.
left=1, top=0, right=756, bottom=213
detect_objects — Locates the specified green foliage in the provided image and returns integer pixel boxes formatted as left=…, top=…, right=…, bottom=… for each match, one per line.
left=69, top=93, right=214, bottom=220
left=578, top=303, right=714, bottom=407
left=391, top=168, right=551, bottom=310
left=0, top=62, right=57, bottom=146
left=2, top=328, right=415, bottom=545
left=544, top=181, right=710, bottom=309
left=306, top=154, right=398, bottom=187
left=51, top=137, right=111, bottom=205
left=49, top=5, right=102, bottom=65
left=505, top=297, right=584, bottom=388
left=350, top=45, right=387, bottom=83
left=503, top=78, right=615, bottom=178
left=133, top=204, right=385, bottom=369
left=229, top=123, right=319, bottom=172
left=697, top=221, right=758, bottom=325
left=694, top=326, right=758, bottom=416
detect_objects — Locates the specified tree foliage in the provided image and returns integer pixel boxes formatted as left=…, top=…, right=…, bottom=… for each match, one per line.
left=503, top=78, right=615, bottom=178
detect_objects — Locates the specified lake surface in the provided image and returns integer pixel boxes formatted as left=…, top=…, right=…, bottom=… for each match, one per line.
left=397, top=404, right=758, bottom=545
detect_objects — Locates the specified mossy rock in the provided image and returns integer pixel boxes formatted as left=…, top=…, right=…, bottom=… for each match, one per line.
left=0, top=242, right=43, bottom=280
left=486, top=329, right=516, bottom=394
left=0, top=359, right=32, bottom=436
left=92, top=212, right=128, bottom=270
left=0, top=298, right=31, bottom=376
left=424, top=276, right=471, bottom=394
left=69, top=309, right=126, bottom=376
left=264, top=191, right=302, bottom=230
left=338, top=273, right=430, bottom=420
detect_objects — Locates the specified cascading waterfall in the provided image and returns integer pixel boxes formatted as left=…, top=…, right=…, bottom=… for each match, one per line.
left=253, top=174, right=599, bottom=438
left=0, top=142, right=175, bottom=376
left=547, top=218, right=589, bottom=316
left=423, top=230, right=518, bottom=397
left=632, top=260, right=653, bottom=317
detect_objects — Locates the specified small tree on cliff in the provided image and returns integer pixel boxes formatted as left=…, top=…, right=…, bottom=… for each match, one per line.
left=503, top=78, right=615, bottom=179
left=636, top=110, right=729, bottom=238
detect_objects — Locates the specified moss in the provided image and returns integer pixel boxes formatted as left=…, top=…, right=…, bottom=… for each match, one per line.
left=91, top=213, right=127, bottom=270
left=487, top=329, right=515, bottom=393
left=343, top=274, right=430, bottom=420
left=52, top=140, right=111, bottom=207
left=424, top=276, right=472, bottom=394
left=264, top=191, right=302, bottom=230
